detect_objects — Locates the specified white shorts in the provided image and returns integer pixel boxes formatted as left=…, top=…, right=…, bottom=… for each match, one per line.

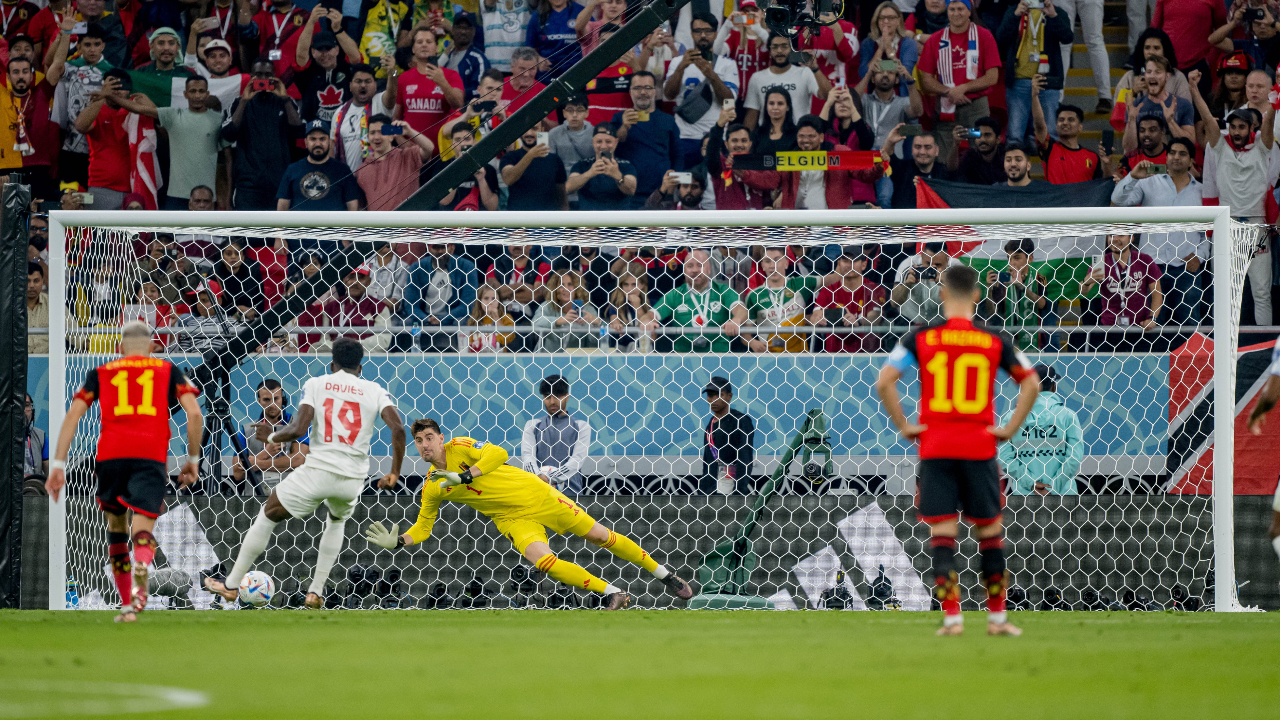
left=273, top=464, right=365, bottom=521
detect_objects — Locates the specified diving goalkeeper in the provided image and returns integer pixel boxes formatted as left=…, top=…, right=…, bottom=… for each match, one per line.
left=365, top=419, right=693, bottom=609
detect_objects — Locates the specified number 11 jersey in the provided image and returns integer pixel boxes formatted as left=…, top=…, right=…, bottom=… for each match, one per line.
left=299, top=370, right=395, bottom=479
left=886, top=317, right=1035, bottom=460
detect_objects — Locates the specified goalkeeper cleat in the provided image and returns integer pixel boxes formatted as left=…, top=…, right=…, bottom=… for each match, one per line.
left=987, top=621, right=1023, bottom=637
left=304, top=592, right=324, bottom=610
left=602, top=591, right=631, bottom=611
left=114, top=609, right=137, bottom=623
left=131, top=564, right=148, bottom=612
left=660, top=573, right=694, bottom=600
left=203, top=576, right=238, bottom=603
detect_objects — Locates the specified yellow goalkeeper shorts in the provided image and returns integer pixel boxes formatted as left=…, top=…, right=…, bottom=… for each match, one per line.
left=493, top=488, right=598, bottom=554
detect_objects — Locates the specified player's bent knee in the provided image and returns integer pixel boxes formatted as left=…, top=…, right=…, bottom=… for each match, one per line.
left=582, top=522, right=610, bottom=545
left=263, top=492, right=292, bottom=522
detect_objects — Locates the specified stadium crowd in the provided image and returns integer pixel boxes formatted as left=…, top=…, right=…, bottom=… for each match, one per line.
left=14, top=0, right=1280, bottom=354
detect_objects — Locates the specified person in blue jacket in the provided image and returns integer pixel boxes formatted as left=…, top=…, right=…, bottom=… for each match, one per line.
left=998, top=364, right=1083, bottom=495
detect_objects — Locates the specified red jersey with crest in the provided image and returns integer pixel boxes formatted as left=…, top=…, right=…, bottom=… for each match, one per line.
left=73, top=357, right=199, bottom=463
left=886, top=317, right=1035, bottom=460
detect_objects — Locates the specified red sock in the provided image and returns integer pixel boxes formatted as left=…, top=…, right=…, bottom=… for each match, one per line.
left=107, top=532, right=131, bottom=607
left=132, top=530, right=157, bottom=568
left=930, top=536, right=961, bottom=618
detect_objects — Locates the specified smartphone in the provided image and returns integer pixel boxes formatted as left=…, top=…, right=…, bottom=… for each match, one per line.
left=1027, top=0, right=1042, bottom=8
left=70, top=192, right=94, bottom=205
left=1092, top=254, right=1106, bottom=271
left=998, top=271, right=1011, bottom=283
left=702, top=49, right=715, bottom=63
left=673, top=171, right=693, bottom=184
left=251, top=78, right=273, bottom=92
left=1244, top=8, right=1265, bottom=22
left=268, top=49, right=282, bottom=61
left=879, top=59, right=897, bottom=72
left=1151, top=164, right=1167, bottom=174
left=474, top=100, right=497, bottom=113
left=536, top=131, right=549, bottom=146
left=900, top=124, right=925, bottom=136
left=381, top=125, right=404, bottom=135
left=1101, top=129, right=1115, bottom=154
left=600, top=150, right=614, bottom=160
left=788, top=51, right=811, bottom=65
left=723, top=98, right=735, bottom=110
left=835, top=76, right=846, bottom=88
left=732, top=12, right=744, bottom=23
left=962, top=127, right=981, bottom=138
left=425, top=56, right=438, bottom=67
left=636, top=110, right=650, bottom=121
left=572, top=299, right=583, bottom=311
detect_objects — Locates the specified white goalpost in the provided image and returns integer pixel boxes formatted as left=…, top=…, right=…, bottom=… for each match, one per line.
left=44, top=207, right=1254, bottom=613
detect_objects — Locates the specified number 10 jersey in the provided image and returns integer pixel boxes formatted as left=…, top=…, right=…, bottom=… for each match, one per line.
left=299, top=370, right=395, bottom=479
left=886, top=317, right=1036, bottom=460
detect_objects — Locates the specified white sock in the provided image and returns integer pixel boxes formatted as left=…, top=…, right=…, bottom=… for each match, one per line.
left=225, top=510, right=278, bottom=589
left=309, top=517, right=348, bottom=596
left=651, top=564, right=670, bottom=580
left=1272, top=536, right=1280, bottom=562
left=604, top=584, right=623, bottom=595
left=988, top=611, right=1008, bottom=625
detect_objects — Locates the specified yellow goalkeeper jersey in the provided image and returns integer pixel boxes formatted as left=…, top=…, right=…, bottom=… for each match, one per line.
left=405, top=437, right=555, bottom=543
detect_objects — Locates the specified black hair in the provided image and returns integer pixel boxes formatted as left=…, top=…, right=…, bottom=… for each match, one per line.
left=1003, top=141, right=1030, bottom=159
left=1136, top=114, right=1168, bottom=133
left=103, top=67, right=133, bottom=91
left=942, top=264, right=979, bottom=295
left=540, top=374, right=570, bottom=397
left=81, top=24, right=107, bottom=41
left=630, top=70, right=657, bottom=85
left=332, top=337, right=364, bottom=370
left=973, top=115, right=1002, bottom=135
left=6, top=56, right=33, bottom=70
left=757, top=86, right=797, bottom=136
left=1003, top=238, right=1035, bottom=256
left=725, top=122, right=751, bottom=139
left=189, top=185, right=214, bottom=198
left=1167, top=137, right=1196, bottom=157
left=1056, top=104, right=1085, bottom=123
left=184, top=75, right=208, bottom=88
left=27, top=261, right=43, bottom=278
left=923, top=241, right=945, bottom=253
left=767, top=31, right=789, bottom=48
left=256, top=378, right=285, bottom=403
left=1127, top=27, right=1178, bottom=73
left=368, top=113, right=394, bottom=126
left=350, top=62, right=377, bottom=79
left=690, top=11, right=719, bottom=30
left=481, top=67, right=505, bottom=84
left=796, top=113, right=826, bottom=135
left=562, top=94, right=589, bottom=110
left=450, top=120, right=475, bottom=138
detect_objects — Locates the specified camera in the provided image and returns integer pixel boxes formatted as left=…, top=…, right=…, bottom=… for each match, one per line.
left=474, top=100, right=497, bottom=114
left=1243, top=8, right=1265, bottom=22
left=764, top=0, right=839, bottom=39
left=918, top=266, right=939, bottom=282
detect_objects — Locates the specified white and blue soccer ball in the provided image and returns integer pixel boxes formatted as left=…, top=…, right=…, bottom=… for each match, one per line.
left=238, top=571, right=275, bottom=608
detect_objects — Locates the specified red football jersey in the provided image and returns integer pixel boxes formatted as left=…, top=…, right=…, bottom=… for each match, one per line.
left=74, top=357, right=199, bottom=463
left=888, top=318, right=1035, bottom=460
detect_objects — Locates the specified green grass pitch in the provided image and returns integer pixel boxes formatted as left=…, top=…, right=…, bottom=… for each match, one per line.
left=2, top=610, right=1278, bottom=719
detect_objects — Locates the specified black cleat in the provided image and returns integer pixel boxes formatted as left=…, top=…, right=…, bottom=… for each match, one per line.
left=603, top=592, right=631, bottom=610
left=660, top=573, right=693, bottom=600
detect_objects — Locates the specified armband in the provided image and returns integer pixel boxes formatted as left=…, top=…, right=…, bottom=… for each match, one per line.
left=51, top=459, right=67, bottom=470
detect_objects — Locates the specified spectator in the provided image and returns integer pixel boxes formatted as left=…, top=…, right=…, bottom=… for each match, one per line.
left=245, top=0, right=310, bottom=78
left=945, top=115, right=1005, bottom=184
left=743, top=248, right=817, bottom=353
left=501, top=47, right=549, bottom=118
left=4, top=29, right=67, bottom=202
left=501, top=127, right=569, bottom=211
left=979, top=238, right=1051, bottom=349
left=190, top=0, right=252, bottom=59
left=395, top=26, right=465, bottom=149
left=1115, top=28, right=1191, bottom=113
left=52, top=25, right=112, bottom=190
left=855, top=57, right=922, bottom=186
left=1079, top=233, right=1163, bottom=330
left=292, top=8, right=363, bottom=123
left=581, top=22, right=635, bottom=127
left=189, top=185, right=216, bottom=210
left=1190, top=70, right=1275, bottom=324
left=222, top=60, right=303, bottom=210
left=566, top=123, right=637, bottom=210
left=1033, top=82, right=1110, bottom=184
left=554, top=245, right=613, bottom=307
left=489, top=244, right=551, bottom=288
left=404, top=243, right=479, bottom=350
left=22, top=393, right=46, bottom=480
left=438, top=122, right=500, bottom=210
left=351, top=0, right=408, bottom=72
left=436, top=69, right=507, bottom=160
left=645, top=166, right=705, bottom=209
left=320, top=266, right=391, bottom=352
left=1127, top=55, right=1196, bottom=143
left=131, top=77, right=223, bottom=210
left=365, top=239, right=410, bottom=318
left=1054, top=0, right=1110, bottom=112
left=997, top=364, right=1083, bottom=496
left=998, top=0, right=1072, bottom=145
left=917, top=0, right=1001, bottom=161
left=525, top=0, right=586, bottom=82
left=174, top=286, right=239, bottom=353
left=277, top=119, right=361, bottom=211
left=780, top=115, right=884, bottom=209
left=460, top=284, right=515, bottom=353
left=860, top=1, right=920, bottom=97
left=73, top=69, right=156, bottom=210
left=214, top=240, right=265, bottom=321
left=798, top=10, right=857, bottom=111
left=1002, top=142, right=1049, bottom=188
left=743, top=32, right=830, bottom=130
left=0, top=0, right=37, bottom=45
left=355, top=115, right=433, bottom=211
left=27, top=262, right=48, bottom=354
left=891, top=241, right=960, bottom=325
left=614, top=70, right=682, bottom=206
left=704, top=106, right=781, bottom=210
left=521, top=374, right=592, bottom=495
left=810, top=253, right=885, bottom=353
left=880, top=124, right=952, bottom=209
left=753, top=87, right=799, bottom=157
left=1213, top=4, right=1280, bottom=73
left=28, top=216, right=48, bottom=280
left=663, top=12, right=738, bottom=168
left=1153, top=0, right=1226, bottom=93
left=575, top=0, right=625, bottom=55
left=438, top=11, right=489, bottom=100
left=1110, top=138, right=1207, bottom=325
left=713, top=3, right=764, bottom=94
left=701, top=376, right=755, bottom=495
left=547, top=94, right=594, bottom=203
left=129, top=28, right=198, bottom=107
left=636, top=23, right=684, bottom=75
left=1120, top=114, right=1168, bottom=174
left=533, top=269, right=602, bottom=351
left=184, top=38, right=247, bottom=117
left=233, top=378, right=308, bottom=494
left=248, top=236, right=289, bottom=310
left=1241, top=69, right=1275, bottom=127
left=605, top=271, right=655, bottom=351
left=819, top=85, right=874, bottom=151
left=651, top=248, right=746, bottom=352
left=1202, top=52, right=1251, bottom=134
left=482, top=0, right=532, bottom=74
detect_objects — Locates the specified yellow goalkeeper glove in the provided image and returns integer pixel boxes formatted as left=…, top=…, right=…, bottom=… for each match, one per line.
left=431, top=469, right=466, bottom=488
left=365, top=521, right=400, bottom=549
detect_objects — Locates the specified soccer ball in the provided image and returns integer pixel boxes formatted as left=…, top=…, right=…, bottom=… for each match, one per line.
left=238, top=571, right=275, bottom=608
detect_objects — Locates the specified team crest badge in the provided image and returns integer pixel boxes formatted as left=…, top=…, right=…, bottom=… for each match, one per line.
left=586, top=79, right=597, bottom=90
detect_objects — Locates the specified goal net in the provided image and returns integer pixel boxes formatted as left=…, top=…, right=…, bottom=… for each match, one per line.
left=44, top=208, right=1259, bottom=613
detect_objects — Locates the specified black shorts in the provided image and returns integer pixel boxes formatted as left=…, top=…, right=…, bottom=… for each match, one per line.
left=95, top=459, right=168, bottom=518
left=917, top=458, right=1003, bottom=525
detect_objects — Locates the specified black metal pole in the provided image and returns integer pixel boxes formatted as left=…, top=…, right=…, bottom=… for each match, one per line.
left=0, top=181, right=31, bottom=609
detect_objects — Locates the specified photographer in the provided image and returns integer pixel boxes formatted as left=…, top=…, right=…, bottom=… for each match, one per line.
left=565, top=124, right=637, bottom=210
left=174, top=286, right=241, bottom=354
left=980, top=239, right=1051, bottom=350
left=436, top=69, right=507, bottom=161
left=645, top=167, right=706, bottom=210
left=890, top=242, right=959, bottom=325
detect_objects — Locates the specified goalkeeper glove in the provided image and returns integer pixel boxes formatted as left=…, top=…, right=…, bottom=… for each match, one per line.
left=431, top=469, right=466, bottom=488
left=365, top=521, right=400, bottom=550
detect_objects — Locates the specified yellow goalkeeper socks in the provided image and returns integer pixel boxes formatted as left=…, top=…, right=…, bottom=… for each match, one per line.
left=535, top=554, right=609, bottom=594
left=599, top=530, right=660, bottom=574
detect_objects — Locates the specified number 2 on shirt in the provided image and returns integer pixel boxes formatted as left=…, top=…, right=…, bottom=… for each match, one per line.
left=322, top=398, right=362, bottom=444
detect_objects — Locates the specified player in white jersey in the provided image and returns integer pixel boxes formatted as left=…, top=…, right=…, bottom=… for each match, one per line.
left=204, top=338, right=406, bottom=608
left=1247, top=342, right=1280, bottom=569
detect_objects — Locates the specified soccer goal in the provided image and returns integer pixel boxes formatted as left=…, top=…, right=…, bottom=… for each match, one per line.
left=44, top=207, right=1259, bottom=613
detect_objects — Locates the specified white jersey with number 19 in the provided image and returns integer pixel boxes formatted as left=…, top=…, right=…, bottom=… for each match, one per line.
left=298, top=370, right=395, bottom=479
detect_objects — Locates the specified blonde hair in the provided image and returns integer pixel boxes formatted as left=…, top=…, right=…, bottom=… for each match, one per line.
left=608, top=272, right=650, bottom=310
left=868, top=1, right=909, bottom=41
left=470, top=285, right=502, bottom=322
left=547, top=270, right=588, bottom=312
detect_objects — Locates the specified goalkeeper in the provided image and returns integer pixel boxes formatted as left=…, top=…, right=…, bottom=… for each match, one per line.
left=366, top=419, right=693, bottom=609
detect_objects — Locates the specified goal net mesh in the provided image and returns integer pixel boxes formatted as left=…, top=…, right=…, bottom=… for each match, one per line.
left=52, top=215, right=1261, bottom=612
